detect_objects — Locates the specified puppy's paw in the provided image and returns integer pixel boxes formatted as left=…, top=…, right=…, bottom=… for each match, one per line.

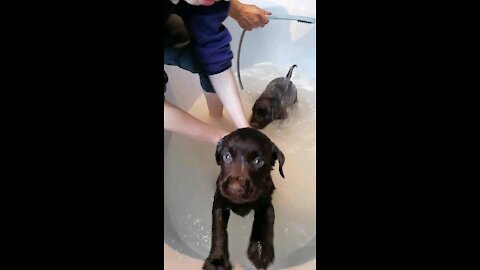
left=203, top=254, right=232, bottom=270
left=247, top=240, right=274, bottom=269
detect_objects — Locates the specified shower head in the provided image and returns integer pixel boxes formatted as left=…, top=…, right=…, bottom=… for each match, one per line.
left=269, top=14, right=316, bottom=24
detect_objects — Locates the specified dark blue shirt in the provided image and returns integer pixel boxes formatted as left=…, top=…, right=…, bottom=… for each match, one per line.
left=164, top=1, right=234, bottom=92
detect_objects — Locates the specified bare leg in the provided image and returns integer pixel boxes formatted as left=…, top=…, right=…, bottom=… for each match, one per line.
left=204, top=92, right=224, bottom=118
left=209, top=68, right=250, bottom=129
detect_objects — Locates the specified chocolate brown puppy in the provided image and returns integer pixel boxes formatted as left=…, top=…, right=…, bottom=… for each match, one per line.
left=203, top=128, right=285, bottom=270
left=250, top=65, right=298, bottom=129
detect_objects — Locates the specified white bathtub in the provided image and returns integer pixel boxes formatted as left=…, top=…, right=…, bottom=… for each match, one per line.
left=164, top=1, right=316, bottom=269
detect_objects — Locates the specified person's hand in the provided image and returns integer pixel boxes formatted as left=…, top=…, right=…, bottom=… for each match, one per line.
left=229, top=0, right=271, bottom=31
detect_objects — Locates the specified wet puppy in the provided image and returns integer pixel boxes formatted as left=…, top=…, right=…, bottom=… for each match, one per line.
left=203, top=128, right=285, bottom=270
left=250, top=65, right=298, bottom=129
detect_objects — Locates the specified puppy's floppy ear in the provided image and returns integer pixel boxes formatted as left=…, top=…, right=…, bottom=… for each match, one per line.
left=272, top=144, right=285, bottom=178
left=215, top=136, right=225, bottom=165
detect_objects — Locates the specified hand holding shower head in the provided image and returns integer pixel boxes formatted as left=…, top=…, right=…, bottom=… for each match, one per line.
left=236, top=14, right=316, bottom=89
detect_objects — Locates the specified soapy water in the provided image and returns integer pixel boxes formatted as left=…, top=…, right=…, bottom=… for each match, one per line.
left=164, top=63, right=316, bottom=269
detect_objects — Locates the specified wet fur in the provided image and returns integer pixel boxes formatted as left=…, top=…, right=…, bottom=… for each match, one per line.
left=250, top=65, right=298, bottom=129
left=203, top=128, right=285, bottom=270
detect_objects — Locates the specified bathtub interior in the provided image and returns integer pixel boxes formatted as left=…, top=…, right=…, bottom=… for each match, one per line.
left=164, top=1, right=316, bottom=269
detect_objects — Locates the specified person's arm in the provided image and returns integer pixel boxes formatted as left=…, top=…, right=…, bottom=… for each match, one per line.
left=229, top=0, right=271, bottom=31
left=164, top=99, right=228, bottom=144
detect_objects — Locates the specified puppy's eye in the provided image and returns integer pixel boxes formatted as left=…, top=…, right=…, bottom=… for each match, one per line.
left=223, top=153, right=232, bottom=163
left=252, top=157, right=264, bottom=167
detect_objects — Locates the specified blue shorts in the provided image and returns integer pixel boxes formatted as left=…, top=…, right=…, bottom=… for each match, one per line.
left=164, top=28, right=215, bottom=94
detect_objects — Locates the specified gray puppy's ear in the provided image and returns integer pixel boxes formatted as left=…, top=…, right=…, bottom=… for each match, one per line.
left=215, top=136, right=225, bottom=165
left=272, top=144, right=285, bottom=178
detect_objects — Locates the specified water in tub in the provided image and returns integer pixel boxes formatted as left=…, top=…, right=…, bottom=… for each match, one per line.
left=164, top=63, right=316, bottom=269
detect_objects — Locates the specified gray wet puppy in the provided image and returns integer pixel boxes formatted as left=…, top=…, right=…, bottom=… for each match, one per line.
left=250, top=64, right=298, bottom=129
